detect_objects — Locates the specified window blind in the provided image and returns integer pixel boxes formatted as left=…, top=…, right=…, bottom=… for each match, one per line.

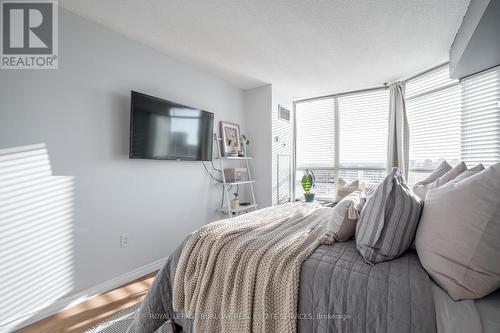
left=406, top=64, right=500, bottom=184
left=295, top=98, right=335, bottom=199
left=295, top=98, right=336, bottom=169
left=461, top=67, right=500, bottom=166
left=338, top=89, right=389, bottom=184
left=406, top=66, right=461, bottom=184
left=406, top=65, right=457, bottom=99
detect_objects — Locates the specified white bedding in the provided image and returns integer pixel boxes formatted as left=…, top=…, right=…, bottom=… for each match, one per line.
left=432, top=282, right=500, bottom=333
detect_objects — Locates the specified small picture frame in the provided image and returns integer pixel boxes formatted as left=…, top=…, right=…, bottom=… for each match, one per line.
left=220, top=121, right=241, bottom=156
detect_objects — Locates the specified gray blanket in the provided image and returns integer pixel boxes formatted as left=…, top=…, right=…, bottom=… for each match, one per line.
left=133, top=240, right=435, bottom=333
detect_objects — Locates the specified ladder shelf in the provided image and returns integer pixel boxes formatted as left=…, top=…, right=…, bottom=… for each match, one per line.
left=214, top=133, right=258, bottom=216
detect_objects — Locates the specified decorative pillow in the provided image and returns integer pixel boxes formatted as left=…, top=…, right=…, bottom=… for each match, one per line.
left=414, top=161, right=452, bottom=187
left=336, top=179, right=363, bottom=201
left=413, top=162, right=467, bottom=199
left=447, top=163, right=485, bottom=184
left=356, top=168, right=423, bottom=264
left=415, top=162, right=500, bottom=300
left=321, top=191, right=366, bottom=243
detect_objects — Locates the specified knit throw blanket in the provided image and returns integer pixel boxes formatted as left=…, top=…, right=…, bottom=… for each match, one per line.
left=172, top=203, right=333, bottom=333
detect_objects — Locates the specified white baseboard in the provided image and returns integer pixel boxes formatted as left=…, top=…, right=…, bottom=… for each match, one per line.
left=1, top=257, right=167, bottom=333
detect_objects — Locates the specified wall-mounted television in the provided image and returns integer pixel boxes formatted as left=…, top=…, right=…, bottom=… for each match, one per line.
left=129, top=91, right=214, bottom=161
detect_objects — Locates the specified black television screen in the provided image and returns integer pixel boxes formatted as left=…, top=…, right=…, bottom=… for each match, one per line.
left=129, top=91, right=214, bottom=161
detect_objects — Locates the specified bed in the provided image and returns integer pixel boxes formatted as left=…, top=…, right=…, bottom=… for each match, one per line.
left=131, top=204, right=436, bottom=333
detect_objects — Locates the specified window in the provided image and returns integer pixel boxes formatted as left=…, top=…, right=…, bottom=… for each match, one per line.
left=406, top=65, right=500, bottom=184
left=461, top=67, right=500, bottom=166
left=295, top=98, right=335, bottom=199
left=295, top=90, right=389, bottom=200
left=338, top=90, right=389, bottom=184
left=406, top=66, right=461, bottom=184
left=295, top=64, right=500, bottom=200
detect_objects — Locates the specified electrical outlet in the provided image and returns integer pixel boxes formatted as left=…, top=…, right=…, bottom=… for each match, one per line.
left=120, top=234, right=129, bottom=248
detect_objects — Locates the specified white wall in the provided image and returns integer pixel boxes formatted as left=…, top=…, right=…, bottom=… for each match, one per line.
left=243, top=85, right=294, bottom=208
left=0, top=8, right=245, bottom=327
left=243, top=85, right=273, bottom=208
left=271, top=88, right=295, bottom=205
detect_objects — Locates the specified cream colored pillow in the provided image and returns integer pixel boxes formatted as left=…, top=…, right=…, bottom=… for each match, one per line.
left=336, top=179, right=363, bottom=201
left=322, top=191, right=366, bottom=243
left=415, top=162, right=500, bottom=300
left=413, top=162, right=467, bottom=199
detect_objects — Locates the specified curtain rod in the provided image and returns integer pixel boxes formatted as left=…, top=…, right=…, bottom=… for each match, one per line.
left=295, top=61, right=450, bottom=103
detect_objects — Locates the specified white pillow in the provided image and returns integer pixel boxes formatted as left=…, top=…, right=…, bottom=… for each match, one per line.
left=416, top=162, right=500, bottom=300
left=321, top=191, right=366, bottom=243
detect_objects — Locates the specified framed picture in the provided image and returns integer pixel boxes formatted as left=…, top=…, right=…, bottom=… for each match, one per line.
left=220, top=121, right=241, bottom=156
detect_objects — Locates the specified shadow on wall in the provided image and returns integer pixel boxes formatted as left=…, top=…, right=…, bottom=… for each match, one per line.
left=0, top=144, right=75, bottom=330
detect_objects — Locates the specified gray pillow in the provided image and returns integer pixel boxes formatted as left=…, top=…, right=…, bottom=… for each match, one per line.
left=447, top=163, right=485, bottom=184
left=414, top=160, right=452, bottom=187
left=356, top=168, right=423, bottom=264
left=413, top=162, right=467, bottom=200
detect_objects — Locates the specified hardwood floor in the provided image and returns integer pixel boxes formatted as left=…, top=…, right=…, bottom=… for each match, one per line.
left=15, top=271, right=158, bottom=333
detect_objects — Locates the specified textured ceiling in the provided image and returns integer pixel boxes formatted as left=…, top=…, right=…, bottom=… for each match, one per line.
left=60, top=0, right=470, bottom=99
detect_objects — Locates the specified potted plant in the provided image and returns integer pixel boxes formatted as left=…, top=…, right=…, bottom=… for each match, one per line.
left=301, top=169, right=316, bottom=202
left=239, top=135, right=250, bottom=157
left=230, top=192, right=240, bottom=209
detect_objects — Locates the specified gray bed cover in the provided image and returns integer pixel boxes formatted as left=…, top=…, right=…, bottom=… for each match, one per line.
left=133, top=240, right=435, bottom=333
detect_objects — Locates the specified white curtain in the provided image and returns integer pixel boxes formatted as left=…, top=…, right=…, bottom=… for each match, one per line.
left=387, top=81, right=409, bottom=180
